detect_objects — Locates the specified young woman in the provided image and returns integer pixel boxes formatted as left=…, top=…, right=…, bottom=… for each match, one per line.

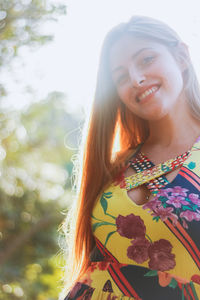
left=61, top=16, right=200, bottom=300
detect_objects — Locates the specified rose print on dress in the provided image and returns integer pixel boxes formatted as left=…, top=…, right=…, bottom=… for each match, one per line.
left=116, top=214, right=146, bottom=238
left=148, top=239, right=176, bottom=271
left=116, top=212, right=175, bottom=270
left=127, top=237, right=151, bottom=263
left=92, top=192, right=176, bottom=272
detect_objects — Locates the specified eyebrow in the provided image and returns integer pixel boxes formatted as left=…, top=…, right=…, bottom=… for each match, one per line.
left=111, top=47, right=154, bottom=74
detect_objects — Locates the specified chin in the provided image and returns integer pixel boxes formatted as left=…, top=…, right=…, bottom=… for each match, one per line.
left=140, top=109, right=168, bottom=121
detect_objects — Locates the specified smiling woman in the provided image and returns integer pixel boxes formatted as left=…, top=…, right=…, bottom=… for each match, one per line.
left=109, top=36, right=187, bottom=120
left=61, top=16, right=200, bottom=300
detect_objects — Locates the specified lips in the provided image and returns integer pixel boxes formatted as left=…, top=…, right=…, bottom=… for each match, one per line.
left=136, top=84, right=160, bottom=103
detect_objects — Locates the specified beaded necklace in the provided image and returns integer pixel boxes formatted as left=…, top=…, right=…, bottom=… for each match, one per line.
left=125, top=150, right=190, bottom=192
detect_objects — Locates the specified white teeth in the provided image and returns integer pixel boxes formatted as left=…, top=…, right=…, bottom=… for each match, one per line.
left=138, top=86, right=159, bottom=101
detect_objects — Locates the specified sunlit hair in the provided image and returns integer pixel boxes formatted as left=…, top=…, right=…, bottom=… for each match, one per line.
left=60, top=16, right=200, bottom=298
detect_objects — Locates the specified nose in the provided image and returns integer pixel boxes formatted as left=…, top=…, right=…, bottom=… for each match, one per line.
left=129, top=66, right=146, bottom=87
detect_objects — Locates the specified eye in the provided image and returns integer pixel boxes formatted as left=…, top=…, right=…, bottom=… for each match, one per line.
left=116, top=73, right=129, bottom=85
left=142, top=56, right=155, bottom=65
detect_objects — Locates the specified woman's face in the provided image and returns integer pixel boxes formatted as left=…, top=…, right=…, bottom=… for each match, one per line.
left=109, top=35, right=187, bottom=121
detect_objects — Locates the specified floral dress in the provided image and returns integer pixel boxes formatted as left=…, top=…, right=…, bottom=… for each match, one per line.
left=65, top=137, right=200, bottom=300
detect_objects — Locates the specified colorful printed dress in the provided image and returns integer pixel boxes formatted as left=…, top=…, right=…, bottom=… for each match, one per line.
left=65, top=137, right=200, bottom=300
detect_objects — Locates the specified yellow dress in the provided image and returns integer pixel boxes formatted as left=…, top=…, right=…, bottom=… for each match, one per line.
left=65, top=137, right=200, bottom=300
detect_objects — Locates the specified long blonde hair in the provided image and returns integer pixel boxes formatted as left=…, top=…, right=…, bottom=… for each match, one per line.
left=60, top=15, right=200, bottom=299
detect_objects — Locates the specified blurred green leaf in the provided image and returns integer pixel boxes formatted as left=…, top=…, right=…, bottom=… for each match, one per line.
left=0, top=2, right=82, bottom=298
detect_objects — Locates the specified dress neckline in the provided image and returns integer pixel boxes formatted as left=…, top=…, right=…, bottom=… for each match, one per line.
left=125, top=149, right=190, bottom=192
left=121, top=134, right=200, bottom=195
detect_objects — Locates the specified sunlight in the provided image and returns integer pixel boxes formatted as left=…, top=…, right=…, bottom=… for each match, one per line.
left=2, top=0, right=200, bottom=113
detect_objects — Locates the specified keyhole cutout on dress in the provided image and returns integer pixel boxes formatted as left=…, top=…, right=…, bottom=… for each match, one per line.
left=127, top=185, right=151, bottom=206
left=124, top=165, right=181, bottom=206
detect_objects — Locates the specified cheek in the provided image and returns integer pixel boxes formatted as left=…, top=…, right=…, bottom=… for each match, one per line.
left=159, top=57, right=183, bottom=81
left=165, top=68, right=184, bottom=93
left=117, top=84, right=132, bottom=104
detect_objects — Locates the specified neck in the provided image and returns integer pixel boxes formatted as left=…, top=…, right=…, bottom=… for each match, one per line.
left=144, top=109, right=200, bottom=152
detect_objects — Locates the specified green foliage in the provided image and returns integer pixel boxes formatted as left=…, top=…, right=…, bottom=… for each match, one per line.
left=0, top=0, right=66, bottom=69
left=0, top=93, right=79, bottom=299
left=0, top=1, right=80, bottom=299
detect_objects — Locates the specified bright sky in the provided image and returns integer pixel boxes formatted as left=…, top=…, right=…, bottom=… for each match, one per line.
left=2, top=0, right=200, bottom=113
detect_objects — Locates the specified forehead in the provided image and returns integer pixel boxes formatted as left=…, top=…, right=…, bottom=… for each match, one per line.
left=109, top=34, right=167, bottom=70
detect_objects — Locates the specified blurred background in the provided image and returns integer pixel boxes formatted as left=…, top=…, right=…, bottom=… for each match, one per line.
left=0, top=0, right=200, bottom=299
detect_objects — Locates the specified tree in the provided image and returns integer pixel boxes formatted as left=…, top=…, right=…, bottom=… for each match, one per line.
left=0, top=93, right=80, bottom=299
left=0, top=0, right=66, bottom=98
left=0, top=1, right=79, bottom=299
left=0, top=0, right=66, bottom=68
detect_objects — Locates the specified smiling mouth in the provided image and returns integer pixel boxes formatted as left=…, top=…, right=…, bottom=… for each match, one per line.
left=136, top=85, right=160, bottom=103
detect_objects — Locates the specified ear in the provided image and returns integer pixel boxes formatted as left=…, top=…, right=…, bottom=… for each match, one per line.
left=176, top=42, right=190, bottom=72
